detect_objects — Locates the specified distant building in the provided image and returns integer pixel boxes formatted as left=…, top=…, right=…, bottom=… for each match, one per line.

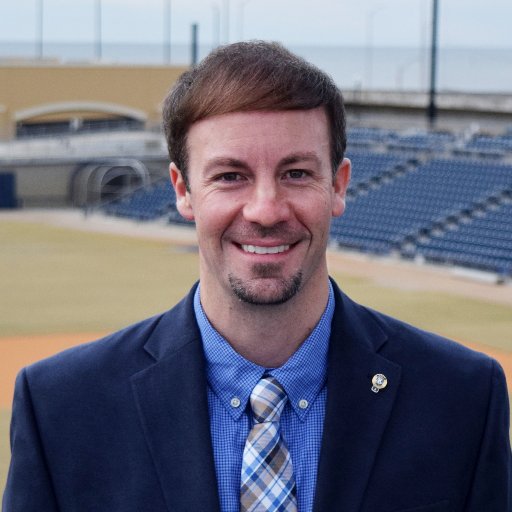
left=0, top=61, right=187, bottom=140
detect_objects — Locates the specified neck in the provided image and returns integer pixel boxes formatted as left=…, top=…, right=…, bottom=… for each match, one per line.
left=200, top=278, right=330, bottom=368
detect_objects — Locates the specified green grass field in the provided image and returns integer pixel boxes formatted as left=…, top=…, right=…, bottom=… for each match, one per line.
left=338, top=274, right=512, bottom=352
left=0, top=221, right=200, bottom=336
left=1, top=219, right=511, bottom=492
left=2, top=221, right=511, bottom=344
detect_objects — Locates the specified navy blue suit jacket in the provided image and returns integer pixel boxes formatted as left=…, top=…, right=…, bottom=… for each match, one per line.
left=3, top=281, right=511, bottom=511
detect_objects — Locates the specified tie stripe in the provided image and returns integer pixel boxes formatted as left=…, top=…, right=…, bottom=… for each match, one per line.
left=241, top=376, right=297, bottom=512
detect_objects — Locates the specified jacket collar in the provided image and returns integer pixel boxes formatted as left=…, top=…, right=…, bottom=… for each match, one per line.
left=313, top=280, right=402, bottom=511
left=131, top=283, right=221, bottom=512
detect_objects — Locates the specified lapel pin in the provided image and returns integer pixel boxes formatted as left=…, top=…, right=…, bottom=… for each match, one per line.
left=371, top=374, right=388, bottom=393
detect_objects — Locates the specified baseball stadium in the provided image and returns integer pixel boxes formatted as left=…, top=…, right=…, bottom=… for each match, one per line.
left=1, top=1, right=512, bottom=498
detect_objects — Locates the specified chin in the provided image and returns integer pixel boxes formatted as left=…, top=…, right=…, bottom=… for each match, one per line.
left=228, top=272, right=302, bottom=306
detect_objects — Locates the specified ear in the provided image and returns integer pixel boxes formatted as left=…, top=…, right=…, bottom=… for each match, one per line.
left=170, top=162, right=195, bottom=221
left=332, top=158, right=351, bottom=217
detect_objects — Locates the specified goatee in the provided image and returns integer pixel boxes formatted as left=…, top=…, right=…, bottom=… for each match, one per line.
left=228, top=266, right=302, bottom=305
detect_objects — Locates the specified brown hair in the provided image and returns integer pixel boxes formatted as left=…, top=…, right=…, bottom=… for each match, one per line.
left=162, top=40, right=346, bottom=188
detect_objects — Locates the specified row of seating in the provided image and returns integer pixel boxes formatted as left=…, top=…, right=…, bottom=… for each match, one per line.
left=346, top=151, right=413, bottom=190
left=103, top=180, right=176, bottom=221
left=348, top=127, right=457, bottom=153
left=410, top=203, right=512, bottom=275
left=465, top=134, right=512, bottom=153
left=348, top=126, right=512, bottom=159
left=332, top=157, right=511, bottom=243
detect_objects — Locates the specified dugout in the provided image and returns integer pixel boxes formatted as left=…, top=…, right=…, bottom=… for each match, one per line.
left=0, top=172, right=18, bottom=208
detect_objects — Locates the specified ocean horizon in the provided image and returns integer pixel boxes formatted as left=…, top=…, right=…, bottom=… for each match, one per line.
left=1, top=41, right=511, bottom=94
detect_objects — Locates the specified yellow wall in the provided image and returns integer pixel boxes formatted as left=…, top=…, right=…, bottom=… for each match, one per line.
left=0, top=63, right=188, bottom=139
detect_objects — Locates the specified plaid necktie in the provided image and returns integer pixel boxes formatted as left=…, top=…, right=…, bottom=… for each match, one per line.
left=240, top=376, right=298, bottom=512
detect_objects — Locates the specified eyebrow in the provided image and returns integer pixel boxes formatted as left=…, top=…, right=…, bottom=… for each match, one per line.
left=279, top=152, right=322, bottom=167
left=205, top=157, right=248, bottom=172
left=206, top=152, right=322, bottom=172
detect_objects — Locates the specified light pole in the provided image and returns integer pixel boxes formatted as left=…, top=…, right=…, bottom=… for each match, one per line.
left=427, top=0, right=439, bottom=126
left=191, top=23, right=199, bottom=66
left=95, top=0, right=102, bottom=61
left=37, top=0, right=44, bottom=59
left=164, top=0, right=171, bottom=64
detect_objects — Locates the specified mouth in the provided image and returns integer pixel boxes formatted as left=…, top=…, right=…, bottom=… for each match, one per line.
left=241, top=244, right=291, bottom=255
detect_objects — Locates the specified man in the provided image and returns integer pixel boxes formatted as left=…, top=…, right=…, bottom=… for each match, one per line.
left=3, top=41, right=511, bottom=511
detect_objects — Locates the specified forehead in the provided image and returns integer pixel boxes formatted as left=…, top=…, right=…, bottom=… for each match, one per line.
left=186, top=108, right=331, bottom=167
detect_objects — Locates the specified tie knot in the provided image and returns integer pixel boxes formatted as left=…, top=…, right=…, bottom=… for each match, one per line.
left=250, top=376, right=287, bottom=423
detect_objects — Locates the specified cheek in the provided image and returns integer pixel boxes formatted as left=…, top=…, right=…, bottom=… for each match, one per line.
left=296, top=191, right=337, bottom=220
left=193, top=199, right=239, bottom=236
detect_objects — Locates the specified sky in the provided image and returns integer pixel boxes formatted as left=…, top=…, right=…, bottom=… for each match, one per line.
left=1, top=0, right=511, bottom=50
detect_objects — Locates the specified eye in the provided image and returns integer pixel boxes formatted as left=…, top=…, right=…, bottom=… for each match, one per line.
left=218, top=172, right=244, bottom=182
left=285, top=169, right=308, bottom=179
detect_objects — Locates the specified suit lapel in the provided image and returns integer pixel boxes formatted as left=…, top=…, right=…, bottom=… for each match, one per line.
left=131, top=288, right=221, bottom=512
left=314, top=284, right=402, bottom=512
left=129, top=281, right=401, bottom=511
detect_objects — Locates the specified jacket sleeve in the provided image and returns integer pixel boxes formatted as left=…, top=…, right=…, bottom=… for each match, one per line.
left=2, top=369, right=59, bottom=511
left=464, top=360, right=512, bottom=511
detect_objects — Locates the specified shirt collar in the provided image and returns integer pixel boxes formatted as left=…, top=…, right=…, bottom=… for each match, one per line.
left=194, top=282, right=334, bottom=422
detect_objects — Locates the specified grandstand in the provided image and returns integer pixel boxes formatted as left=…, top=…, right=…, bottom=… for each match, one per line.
left=103, top=179, right=176, bottom=221
left=101, top=127, right=512, bottom=279
left=103, top=178, right=193, bottom=225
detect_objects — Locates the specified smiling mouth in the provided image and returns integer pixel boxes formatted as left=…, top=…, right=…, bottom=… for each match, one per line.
left=241, top=244, right=290, bottom=255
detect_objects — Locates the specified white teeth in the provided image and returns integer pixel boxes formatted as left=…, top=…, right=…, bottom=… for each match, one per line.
left=242, top=244, right=290, bottom=254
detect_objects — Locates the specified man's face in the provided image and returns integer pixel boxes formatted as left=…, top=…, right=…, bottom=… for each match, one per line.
left=171, top=108, right=350, bottom=306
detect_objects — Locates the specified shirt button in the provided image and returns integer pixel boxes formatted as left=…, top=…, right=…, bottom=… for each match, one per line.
left=298, top=399, right=309, bottom=409
left=230, top=397, right=241, bottom=408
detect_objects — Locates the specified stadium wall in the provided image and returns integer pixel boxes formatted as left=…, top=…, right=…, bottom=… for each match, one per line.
left=3, top=155, right=169, bottom=208
left=0, top=63, right=188, bottom=139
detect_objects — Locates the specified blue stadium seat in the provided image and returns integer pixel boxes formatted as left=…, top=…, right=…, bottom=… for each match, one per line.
left=103, top=179, right=177, bottom=221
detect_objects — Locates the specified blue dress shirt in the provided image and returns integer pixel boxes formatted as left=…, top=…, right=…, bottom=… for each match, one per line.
left=194, top=282, right=334, bottom=512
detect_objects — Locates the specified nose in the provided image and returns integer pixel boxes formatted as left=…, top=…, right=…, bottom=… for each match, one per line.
left=242, top=182, right=291, bottom=227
